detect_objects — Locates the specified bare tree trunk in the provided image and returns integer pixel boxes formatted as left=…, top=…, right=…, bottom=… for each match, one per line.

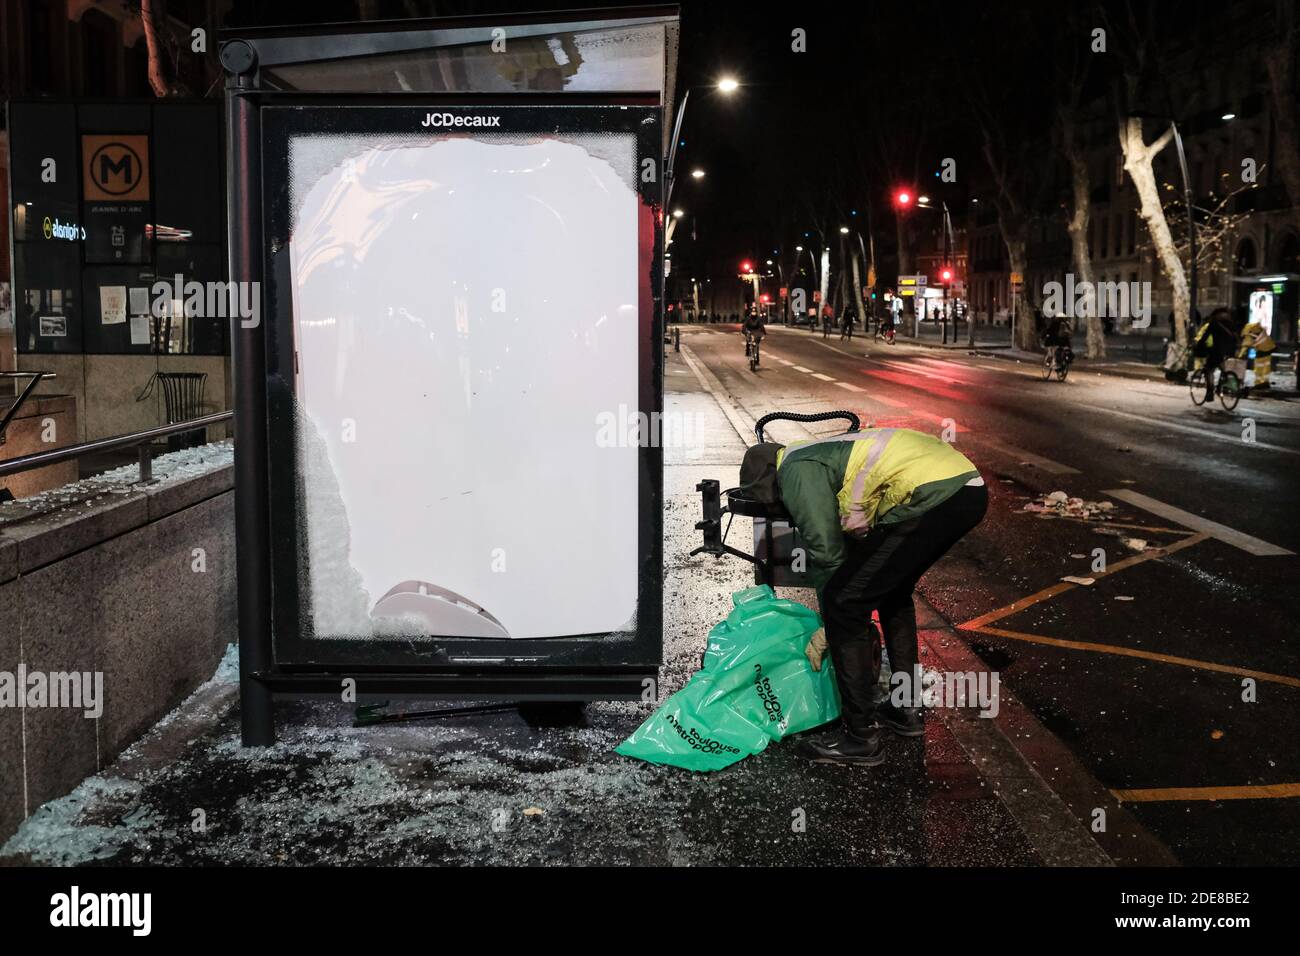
left=1002, top=230, right=1035, bottom=351
left=1119, top=118, right=1188, bottom=345
left=833, top=260, right=846, bottom=320
left=1062, top=117, right=1105, bottom=357
left=819, top=245, right=831, bottom=319
left=141, top=0, right=175, bottom=98
left=849, top=243, right=866, bottom=327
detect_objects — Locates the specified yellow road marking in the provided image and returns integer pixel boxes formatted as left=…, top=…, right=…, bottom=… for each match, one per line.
left=958, top=533, right=1210, bottom=630
left=956, top=531, right=1300, bottom=685
left=1028, top=516, right=1197, bottom=535
left=1112, top=783, right=1300, bottom=802
left=969, top=625, right=1300, bottom=689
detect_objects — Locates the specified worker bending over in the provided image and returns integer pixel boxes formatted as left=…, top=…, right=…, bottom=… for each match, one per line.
left=738, top=428, right=987, bottom=766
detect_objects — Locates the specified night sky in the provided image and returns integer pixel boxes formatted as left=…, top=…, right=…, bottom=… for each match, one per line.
left=220, top=0, right=1240, bottom=287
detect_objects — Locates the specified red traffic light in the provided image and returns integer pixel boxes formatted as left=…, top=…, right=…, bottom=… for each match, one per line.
left=759, top=293, right=771, bottom=304
left=941, top=268, right=953, bottom=282
left=895, top=191, right=911, bottom=206
left=740, top=260, right=753, bottom=273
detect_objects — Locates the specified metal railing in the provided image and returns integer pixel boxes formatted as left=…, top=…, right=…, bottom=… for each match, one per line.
left=0, top=411, right=233, bottom=484
left=0, top=371, right=53, bottom=446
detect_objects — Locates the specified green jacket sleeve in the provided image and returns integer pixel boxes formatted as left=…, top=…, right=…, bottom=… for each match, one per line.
left=778, top=459, right=846, bottom=593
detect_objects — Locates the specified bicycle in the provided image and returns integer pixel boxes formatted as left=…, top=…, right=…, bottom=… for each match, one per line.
left=1188, top=362, right=1242, bottom=411
left=748, top=332, right=762, bottom=371
left=840, top=318, right=855, bottom=341
left=1042, top=342, right=1073, bottom=381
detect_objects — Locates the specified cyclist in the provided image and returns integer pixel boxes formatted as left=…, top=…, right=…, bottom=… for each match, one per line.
left=742, top=305, right=765, bottom=352
left=840, top=307, right=855, bottom=340
left=1191, top=309, right=1238, bottom=403
left=876, top=306, right=896, bottom=342
left=1041, top=311, right=1073, bottom=371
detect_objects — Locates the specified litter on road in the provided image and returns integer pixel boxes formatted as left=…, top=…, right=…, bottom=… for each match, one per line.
left=1023, top=491, right=1118, bottom=520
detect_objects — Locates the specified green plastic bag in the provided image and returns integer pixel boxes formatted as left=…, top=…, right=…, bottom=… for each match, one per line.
left=616, top=585, right=840, bottom=771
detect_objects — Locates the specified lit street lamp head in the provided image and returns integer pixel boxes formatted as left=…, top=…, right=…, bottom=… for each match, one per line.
left=717, top=76, right=739, bottom=93
left=691, top=168, right=706, bottom=179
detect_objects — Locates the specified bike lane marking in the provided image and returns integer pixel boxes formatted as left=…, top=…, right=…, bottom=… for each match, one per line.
left=1103, top=488, right=1294, bottom=556
left=1087, top=403, right=1300, bottom=457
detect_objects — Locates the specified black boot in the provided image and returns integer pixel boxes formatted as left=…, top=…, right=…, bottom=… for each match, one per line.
left=876, top=700, right=925, bottom=737
left=828, top=637, right=881, bottom=738
left=794, top=725, right=886, bottom=765
left=795, top=638, right=887, bottom=766
left=879, top=598, right=924, bottom=736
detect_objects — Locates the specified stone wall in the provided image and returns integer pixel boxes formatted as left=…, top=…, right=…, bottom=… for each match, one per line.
left=0, top=441, right=235, bottom=843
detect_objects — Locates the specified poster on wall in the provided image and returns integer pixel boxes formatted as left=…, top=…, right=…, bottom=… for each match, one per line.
left=39, top=315, right=68, bottom=337
left=128, top=286, right=151, bottom=315
left=99, top=285, right=128, bottom=324
left=263, top=103, right=656, bottom=649
left=129, top=314, right=152, bottom=346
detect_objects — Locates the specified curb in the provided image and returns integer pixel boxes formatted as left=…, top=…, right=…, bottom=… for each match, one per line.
left=916, top=599, right=1179, bottom=866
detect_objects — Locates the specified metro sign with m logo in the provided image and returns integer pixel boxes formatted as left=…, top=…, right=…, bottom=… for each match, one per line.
left=82, top=134, right=150, bottom=201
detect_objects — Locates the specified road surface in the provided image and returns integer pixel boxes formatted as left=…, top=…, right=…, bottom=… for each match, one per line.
left=681, top=322, right=1299, bottom=864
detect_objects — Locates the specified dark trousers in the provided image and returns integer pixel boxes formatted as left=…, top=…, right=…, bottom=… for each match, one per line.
left=820, top=483, right=989, bottom=734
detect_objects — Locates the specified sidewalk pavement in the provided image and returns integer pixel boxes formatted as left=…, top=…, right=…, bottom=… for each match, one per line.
left=0, top=348, right=1150, bottom=867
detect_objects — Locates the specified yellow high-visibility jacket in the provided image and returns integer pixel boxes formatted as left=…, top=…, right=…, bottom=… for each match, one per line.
left=1237, top=322, right=1275, bottom=356
left=776, top=428, right=979, bottom=589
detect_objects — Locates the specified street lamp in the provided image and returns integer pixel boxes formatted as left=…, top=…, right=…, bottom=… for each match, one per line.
left=691, top=168, right=706, bottom=179
left=665, top=76, right=740, bottom=206
left=672, top=209, right=684, bottom=218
